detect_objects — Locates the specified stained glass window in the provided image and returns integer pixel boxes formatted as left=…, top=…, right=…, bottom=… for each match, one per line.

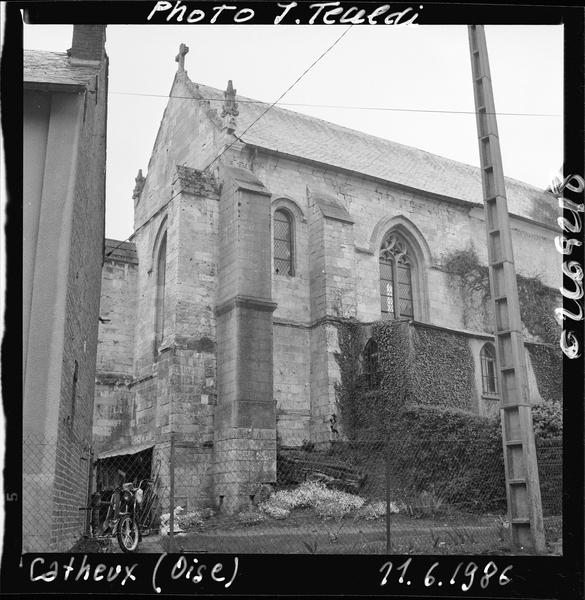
left=155, top=233, right=167, bottom=348
left=274, top=209, right=294, bottom=276
left=379, top=232, right=414, bottom=319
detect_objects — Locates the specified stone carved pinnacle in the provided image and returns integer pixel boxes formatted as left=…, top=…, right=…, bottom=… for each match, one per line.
left=133, top=169, right=145, bottom=200
left=175, top=43, right=189, bottom=71
left=221, top=80, right=239, bottom=135
left=221, top=80, right=239, bottom=118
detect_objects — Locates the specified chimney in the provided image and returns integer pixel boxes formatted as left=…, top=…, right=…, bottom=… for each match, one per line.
left=69, top=25, right=106, bottom=65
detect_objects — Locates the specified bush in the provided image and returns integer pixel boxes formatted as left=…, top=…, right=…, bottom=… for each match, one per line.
left=532, top=401, right=562, bottom=440
left=356, top=500, right=396, bottom=521
left=384, top=404, right=505, bottom=513
left=177, top=510, right=205, bottom=531
left=237, top=509, right=266, bottom=525
left=258, top=481, right=365, bottom=521
left=382, top=402, right=562, bottom=515
left=259, top=503, right=290, bottom=520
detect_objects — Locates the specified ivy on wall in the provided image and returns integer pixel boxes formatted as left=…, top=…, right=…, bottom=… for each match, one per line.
left=526, top=343, right=563, bottom=403
left=333, top=319, right=368, bottom=439
left=443, top=245, right=560, bottom=345
left=443, top=245, right=562, bottom=406
left=516, top=276, right=559, bottom=345
left=410, top=325, right=475, bottom=411
left=334, top=319, right=476, bottom=439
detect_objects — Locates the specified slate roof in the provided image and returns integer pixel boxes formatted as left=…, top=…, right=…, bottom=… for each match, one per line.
left=188, top=79, right=556, bottom=227
left=24, top=49, right=100, bottom=88
left=104, top=239, right=137, bottom=264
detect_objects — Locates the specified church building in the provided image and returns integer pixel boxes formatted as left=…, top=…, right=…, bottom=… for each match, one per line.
left=94, top=45, right=561, bottom=512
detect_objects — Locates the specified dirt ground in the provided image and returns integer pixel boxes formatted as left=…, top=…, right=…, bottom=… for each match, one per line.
left=134, top=513, right=561, bottom=555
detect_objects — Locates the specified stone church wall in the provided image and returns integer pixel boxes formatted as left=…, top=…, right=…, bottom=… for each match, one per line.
left=93, top=240, right=137, bottom=454
left=242, top=148, right=561, bottom=444
left=93, top=70, right=561, bottom=511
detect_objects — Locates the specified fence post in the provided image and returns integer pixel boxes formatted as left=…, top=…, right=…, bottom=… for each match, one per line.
left=169, top=432, right=176, bottom=551
left=385, top=439, right=391, bottom=554
left=84, top=446, right=94, bottom=536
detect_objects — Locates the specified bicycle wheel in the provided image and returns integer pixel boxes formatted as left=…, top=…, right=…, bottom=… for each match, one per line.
left=117, top=515, right=140, bottom=553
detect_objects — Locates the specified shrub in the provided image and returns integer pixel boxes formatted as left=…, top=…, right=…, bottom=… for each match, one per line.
left=177, top=510, right=205, bottom=531
left=237, top=509, right=266, bottom=525
left=356, top=500, right=396, bottom=521
left=532, top=401, right=562, bottom=440
left=259, top=481, right=365, bottom=521
left=258, top=503, right=290, bottom=520
left=403, top=489, right=445, bottom=519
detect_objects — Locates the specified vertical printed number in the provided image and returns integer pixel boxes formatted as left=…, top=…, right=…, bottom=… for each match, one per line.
left=379, top=561, right=393, bottom=586
left=424, top=562, right=439, bottom=587
left=461, top=562, right=478, bottom=591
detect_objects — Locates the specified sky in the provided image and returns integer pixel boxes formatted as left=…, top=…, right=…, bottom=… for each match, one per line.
left=23, top=23, right=563, bottom=241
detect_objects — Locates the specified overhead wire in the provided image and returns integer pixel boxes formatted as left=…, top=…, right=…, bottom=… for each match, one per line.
left=106, top=25, right=354, bottom=256
left=202, top=24, right=354, bottom=173
left=109, top=91, right=560, bottom=118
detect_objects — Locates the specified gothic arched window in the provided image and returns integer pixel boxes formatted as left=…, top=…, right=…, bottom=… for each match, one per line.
left=362, top=338, right=380, bottom=390
left=154, top=232, right=167, bottom=348
left=274, top=209, right=294, bottom=276
left=480, top=343, right=498, bottom=395
left=379, top=232, right=414, bottom=319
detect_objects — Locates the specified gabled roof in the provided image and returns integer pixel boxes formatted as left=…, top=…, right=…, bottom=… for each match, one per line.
left=24, top=49, right=101, bottom=88
left=186, top=77, right=557, bottom=227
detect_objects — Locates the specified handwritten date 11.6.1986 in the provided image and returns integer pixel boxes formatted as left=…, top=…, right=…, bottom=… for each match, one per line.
left=380, top=558, right=512, bottom=592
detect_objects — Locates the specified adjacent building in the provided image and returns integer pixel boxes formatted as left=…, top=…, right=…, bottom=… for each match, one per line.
left=23, top=25, right=108, bottom=551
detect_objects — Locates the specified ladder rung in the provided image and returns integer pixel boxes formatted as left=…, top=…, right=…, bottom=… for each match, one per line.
left=479, top=134, right=491, bottom=141
left=490, top=259, right=506, bottom=268
left=495, top=328, right=513, bottom=336
left=505, top=439, right=523, bottom=446
left=475, top=76, right=483, bottom=82
left=477, top=105, right=486, bottom=112
left=485, top=195, right=498, bottom=202
left=489, top=228, right=500, bottom=235
left=482, top=165, right=494, bottom=171
left=473, top=49, right=480, bottom=55
left=508, top=479, right=526, bottom=485
left=500, top=365, right=515, bottom=372
left=511, top=518, right=531, bottom=525
left=494, top=296, right=507, bottom=302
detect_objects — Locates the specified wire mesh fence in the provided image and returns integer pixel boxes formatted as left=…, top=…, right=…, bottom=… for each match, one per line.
left=22, top=431, right=92, bottom=552
left=156, top=432, right=562, bottom=555
left=22, top=429, right=562, bottom=555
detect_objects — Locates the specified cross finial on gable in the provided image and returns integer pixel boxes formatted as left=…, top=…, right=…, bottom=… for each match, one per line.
left=175, top=43, right=189, bottom=71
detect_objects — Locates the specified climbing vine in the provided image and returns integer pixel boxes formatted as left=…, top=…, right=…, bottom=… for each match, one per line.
left=443, top=245, right=561, bottom=345
left=410, top=326, right=475, bottom=411
left=335, top=319, right=476, bottom=439
left=333, top=319, right=368, bottom=439
left=525, top=343, right=563, bottom=403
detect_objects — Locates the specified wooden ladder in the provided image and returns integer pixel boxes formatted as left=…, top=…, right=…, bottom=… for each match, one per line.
left=468, top=24, right=546, bottom=552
